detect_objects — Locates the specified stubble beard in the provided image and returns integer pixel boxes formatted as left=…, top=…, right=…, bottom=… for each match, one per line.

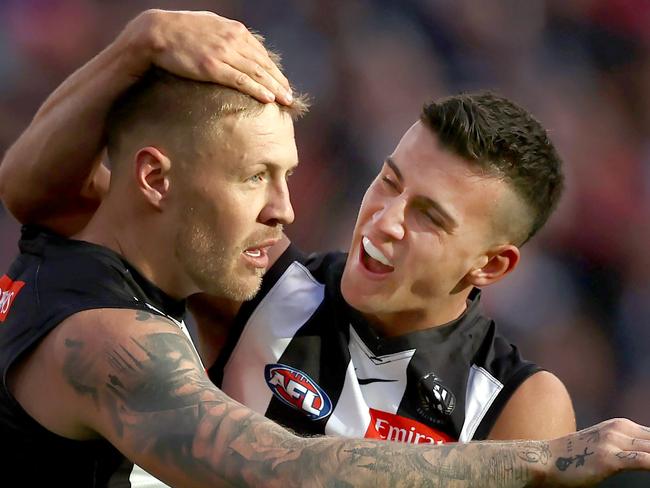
left=175, top=221, right=263, bottom=302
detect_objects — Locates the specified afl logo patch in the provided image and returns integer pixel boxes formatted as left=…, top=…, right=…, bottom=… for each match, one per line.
left=418, top=373, right=456, bottom=416
left=264, top=364, right=332, bottom=420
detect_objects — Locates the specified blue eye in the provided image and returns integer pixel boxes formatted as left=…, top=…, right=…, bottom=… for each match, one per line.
left=247, top=172, right=267, bottom=184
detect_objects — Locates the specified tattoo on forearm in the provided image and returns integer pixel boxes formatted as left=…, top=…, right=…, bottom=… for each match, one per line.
left=516, top=442, right=551, bottom=465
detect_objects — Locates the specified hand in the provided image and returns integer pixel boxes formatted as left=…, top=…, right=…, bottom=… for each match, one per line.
left=121, top=9, right=292, bottom=105
left=545, top=418, right=650, bottom=486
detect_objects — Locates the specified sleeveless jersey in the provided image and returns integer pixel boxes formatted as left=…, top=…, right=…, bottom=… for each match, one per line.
left=210, top=244, right=541, bottom=443
left=0, top=226, right=186, bottom=487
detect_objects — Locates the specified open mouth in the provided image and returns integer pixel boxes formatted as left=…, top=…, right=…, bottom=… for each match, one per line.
left=242, top=246, right=270, bottom=269
left=360, top=236, right=394, bottom=274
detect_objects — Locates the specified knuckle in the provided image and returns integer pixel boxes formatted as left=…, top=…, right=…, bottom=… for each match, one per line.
left=230, top=20, right=247, bottom=33
left=235, top=73, right=248, bottom=86
left=602, top=430, right=615, bottom=443
left=212, top=44, right=227, bottom=58
left=140, top=8, right=161, bottom=22
left=252, top=65, right=265, bottom=80
left=198, top=55, right=218, bottom=74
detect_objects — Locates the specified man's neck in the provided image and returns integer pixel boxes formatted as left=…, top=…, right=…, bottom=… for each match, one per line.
left=75, top=201, right=194, bottom=300
left=360, top=292, right=472, bottom=338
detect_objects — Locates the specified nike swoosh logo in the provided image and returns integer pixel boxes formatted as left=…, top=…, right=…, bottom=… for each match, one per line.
left=357, top=377, right=398, bottom=385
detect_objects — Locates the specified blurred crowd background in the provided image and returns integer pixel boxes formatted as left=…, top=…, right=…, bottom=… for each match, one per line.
left=0, top=1, right=648, bottom=484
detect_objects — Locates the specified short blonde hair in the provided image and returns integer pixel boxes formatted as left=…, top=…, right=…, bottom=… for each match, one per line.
left=106, top=66, right=308, bottom=168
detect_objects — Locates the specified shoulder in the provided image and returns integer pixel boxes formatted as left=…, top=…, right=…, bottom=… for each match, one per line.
left=468, top=317, right=575, bottom=440
left=57, top=307, right=182, bottom=341
left=487, top=370, right=576, bottom=440
left=8, top=307, right=188, bottom=440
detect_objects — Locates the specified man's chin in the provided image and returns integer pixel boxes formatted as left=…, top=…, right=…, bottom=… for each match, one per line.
left=196, top=269, right=262, bottom=302
left=223, top=273, right=263, bottom=302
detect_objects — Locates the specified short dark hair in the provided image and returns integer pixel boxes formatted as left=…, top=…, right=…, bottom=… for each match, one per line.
left=105, top=67, right=308, bottom=170
left=420, top=92, right=563, bottom=244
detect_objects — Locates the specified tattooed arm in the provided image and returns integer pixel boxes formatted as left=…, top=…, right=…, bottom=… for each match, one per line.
left=0, top=9, right=290, bottom=235
left=13, top=308, right=650, bottom=488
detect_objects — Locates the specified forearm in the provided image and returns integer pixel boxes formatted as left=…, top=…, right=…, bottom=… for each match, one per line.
left=208, top=407, right=548, bottom=488
left=0, top=13, right=152, bottom=220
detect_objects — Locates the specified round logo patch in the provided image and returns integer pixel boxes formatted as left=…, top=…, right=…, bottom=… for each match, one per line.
left=264, top=363, right=333, bottom=420
left=418, top=373, right=456, bottom=416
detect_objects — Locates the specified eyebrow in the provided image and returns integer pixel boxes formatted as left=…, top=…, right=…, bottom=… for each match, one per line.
left=384, top=156, right=459, bottom=232
left=257, top=160, right=300, bottom=172
left=385, top=157, right=404, bottom=184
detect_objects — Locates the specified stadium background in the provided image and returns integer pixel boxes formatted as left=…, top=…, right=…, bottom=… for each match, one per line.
left=0, top=1, right=648, bottom=485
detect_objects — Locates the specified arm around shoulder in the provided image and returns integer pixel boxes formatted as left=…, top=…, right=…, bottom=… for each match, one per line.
left=488, top=370, right=576, bottom=441
left=13, top=310, right=650, bottom=487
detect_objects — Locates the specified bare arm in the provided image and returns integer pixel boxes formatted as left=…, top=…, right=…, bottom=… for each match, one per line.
left=0, top=9, right=292, bottom=234
left=15, top=308, right=650, bottom=488
left=488, top=371, right=577, bottom=441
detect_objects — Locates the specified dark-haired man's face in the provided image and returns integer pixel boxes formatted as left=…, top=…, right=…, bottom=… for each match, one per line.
left=174, top=104, right=298, bottom=300
left=341, top=121, right=519, bottom=330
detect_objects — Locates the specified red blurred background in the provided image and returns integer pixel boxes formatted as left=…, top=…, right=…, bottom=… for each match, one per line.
left=0, top=2, right=648, bottom=485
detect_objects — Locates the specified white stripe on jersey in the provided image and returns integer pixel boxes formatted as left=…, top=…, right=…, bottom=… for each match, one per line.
left=129, top=464, right=172, bottom=488
left=324, top=325, right=416, bottom=437
left=459, top=365, right=503, bottom=442
left=221, top=261, right=325, bottom=414
left=346, top=325, right=415, bottom=413
left=323, top=360, right=371, bottom=438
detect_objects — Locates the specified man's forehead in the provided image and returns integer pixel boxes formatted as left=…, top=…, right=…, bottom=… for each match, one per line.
left=194, top=109, right=296, bottom=171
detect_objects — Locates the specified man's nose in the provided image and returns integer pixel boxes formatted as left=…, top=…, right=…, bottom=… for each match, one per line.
left=372, top=197, right=406, bottom=241
left=259, top=179, right=294, bottom=226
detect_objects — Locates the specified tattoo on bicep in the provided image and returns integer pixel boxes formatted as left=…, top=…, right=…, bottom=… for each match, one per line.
left=135, top=310, right=156, bottom=322
left=104, top=333, right=213, bottom=413
left=555, top=447, right=594, bottom=471
left=62, top=338, right=99, bottom=404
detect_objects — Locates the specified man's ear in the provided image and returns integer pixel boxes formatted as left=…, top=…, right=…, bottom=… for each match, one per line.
left=134, top=147, right=172, bottom=209
left=466, top=244, right=521, bottom=287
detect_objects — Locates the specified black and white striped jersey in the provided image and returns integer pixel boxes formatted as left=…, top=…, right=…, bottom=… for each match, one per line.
left=210, top=244, right=542, bottom=443
left=0, top=226, right=186, bottom=487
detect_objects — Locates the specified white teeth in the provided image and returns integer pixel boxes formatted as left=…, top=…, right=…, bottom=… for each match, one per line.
left=362, top=237, right=392, bottom=266
left=244, top=249, right=262, bottom=257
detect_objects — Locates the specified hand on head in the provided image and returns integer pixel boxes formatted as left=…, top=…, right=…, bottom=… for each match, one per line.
left=122, top=9, right=294, bottom=105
